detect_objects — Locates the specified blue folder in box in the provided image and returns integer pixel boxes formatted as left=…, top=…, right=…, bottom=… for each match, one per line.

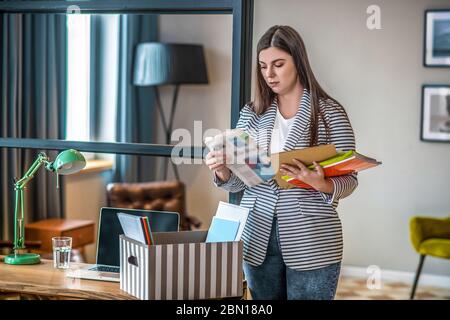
left=205, top=217, right=240, bottom=243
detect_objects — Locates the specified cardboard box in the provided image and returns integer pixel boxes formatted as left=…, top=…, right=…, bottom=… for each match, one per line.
left=120, top=231, right=244, bottom=300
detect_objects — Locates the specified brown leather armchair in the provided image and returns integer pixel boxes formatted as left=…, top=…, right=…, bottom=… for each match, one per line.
left=106, top=180, right=201, bottom=231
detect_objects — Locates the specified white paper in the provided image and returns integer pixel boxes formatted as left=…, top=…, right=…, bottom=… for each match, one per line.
left=215, top=201, right=249, bottom=241
left=117, top=212, right=146, bottom=244
left=204, top=129, right=275, bottom=187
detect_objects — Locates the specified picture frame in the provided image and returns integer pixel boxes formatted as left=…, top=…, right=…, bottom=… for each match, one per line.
left=421, top=85, right=450, bottom=142
left=424, top=10, right=450, bottom=67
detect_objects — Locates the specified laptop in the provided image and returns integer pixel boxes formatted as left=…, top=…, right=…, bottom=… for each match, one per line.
left=65, top=207, right=180, bottom=282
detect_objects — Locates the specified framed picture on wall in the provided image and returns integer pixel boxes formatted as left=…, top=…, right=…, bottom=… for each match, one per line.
left=424, top=10, right=450, bottom=67
left=421, top=85, right=450, bottom=142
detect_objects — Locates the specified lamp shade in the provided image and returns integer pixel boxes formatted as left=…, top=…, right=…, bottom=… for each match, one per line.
left=50, top=149, right=86, bottom=175
left=133, top=43, right=209, bottom=86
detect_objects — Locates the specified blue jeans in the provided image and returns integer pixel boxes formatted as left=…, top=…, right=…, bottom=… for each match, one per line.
left=243, top=217, right=341, bottom=300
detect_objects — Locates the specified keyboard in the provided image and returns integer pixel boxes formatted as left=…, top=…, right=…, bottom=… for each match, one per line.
left=88, top=265, right=120, bottom=273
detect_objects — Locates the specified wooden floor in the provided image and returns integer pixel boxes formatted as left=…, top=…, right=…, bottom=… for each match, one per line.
left=335, top=276, right=450, bottom=300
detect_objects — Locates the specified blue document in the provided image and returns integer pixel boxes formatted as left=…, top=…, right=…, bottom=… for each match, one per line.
left=205, top=217, right=240, bottom=243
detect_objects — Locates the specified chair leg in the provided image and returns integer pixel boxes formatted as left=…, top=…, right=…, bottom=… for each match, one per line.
left=410, top=254, right=426, bottom=300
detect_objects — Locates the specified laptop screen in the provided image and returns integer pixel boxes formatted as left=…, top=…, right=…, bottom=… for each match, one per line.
left=96, top=207, right=180, bottom=266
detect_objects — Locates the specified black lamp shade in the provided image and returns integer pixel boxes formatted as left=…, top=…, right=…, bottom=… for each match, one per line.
left=133, top=43, right=209, bottom=86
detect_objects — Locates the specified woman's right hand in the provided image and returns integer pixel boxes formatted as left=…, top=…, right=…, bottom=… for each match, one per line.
left=205, top=150, right=231, bottom=183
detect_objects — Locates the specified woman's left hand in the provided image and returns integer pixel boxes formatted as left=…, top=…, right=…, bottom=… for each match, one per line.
left=280, top=159, right=334, bottom=193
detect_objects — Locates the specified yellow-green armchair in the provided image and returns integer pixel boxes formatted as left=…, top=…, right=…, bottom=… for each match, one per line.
left=409, top=216, right=450, bottom=299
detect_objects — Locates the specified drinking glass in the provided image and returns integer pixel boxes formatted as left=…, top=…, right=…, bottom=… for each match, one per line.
left=52, top=236, right=72, bottom=269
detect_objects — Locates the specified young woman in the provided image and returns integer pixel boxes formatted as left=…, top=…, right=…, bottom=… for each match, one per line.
left=205, top=25, right=358, bottom=300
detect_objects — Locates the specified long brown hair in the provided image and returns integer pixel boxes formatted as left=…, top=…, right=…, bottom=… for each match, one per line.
left=253, top=25, right=344, bottom=146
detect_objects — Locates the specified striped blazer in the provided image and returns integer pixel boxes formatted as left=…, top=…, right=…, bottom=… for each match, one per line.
left=213, top=88, right=358, bottom=271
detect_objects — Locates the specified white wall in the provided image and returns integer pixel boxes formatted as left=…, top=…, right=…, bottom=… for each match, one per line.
left=159, top=1, right=450, bottom=277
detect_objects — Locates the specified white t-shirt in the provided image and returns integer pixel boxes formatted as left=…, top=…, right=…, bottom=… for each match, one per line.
left=270, top=108, right=296, bottom=154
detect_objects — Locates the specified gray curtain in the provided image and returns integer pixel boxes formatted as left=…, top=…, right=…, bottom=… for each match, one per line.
left=0, top=14, right=67, bottom=240
left=89, top=14, right=158, bottom=183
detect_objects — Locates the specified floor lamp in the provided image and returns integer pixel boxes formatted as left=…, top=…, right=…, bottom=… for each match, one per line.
left=133, top=43, right=209, bottom=180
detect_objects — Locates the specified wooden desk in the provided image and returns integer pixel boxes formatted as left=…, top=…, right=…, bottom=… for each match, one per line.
left=0, top=256, right=135, bottom=300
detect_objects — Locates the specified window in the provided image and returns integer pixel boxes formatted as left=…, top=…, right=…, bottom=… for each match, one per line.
left=66, top=14, right=91, bottom=142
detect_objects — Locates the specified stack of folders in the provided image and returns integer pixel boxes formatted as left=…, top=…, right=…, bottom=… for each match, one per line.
left=117, top=212, right=154, bottom=245
left=205, top=201, right=249, bottom=243
left=280, top=149, right=382, bottom=189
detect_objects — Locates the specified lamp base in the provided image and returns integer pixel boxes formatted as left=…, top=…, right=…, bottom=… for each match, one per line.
left=4, top=253, right=41, bottom=265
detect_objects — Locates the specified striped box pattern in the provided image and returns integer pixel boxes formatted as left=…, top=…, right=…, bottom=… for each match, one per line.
left=120, top=233, right=244, bottom=300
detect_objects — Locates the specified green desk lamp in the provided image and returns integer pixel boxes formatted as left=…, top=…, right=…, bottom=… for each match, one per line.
left=4, top=149, right=86, bottom=265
